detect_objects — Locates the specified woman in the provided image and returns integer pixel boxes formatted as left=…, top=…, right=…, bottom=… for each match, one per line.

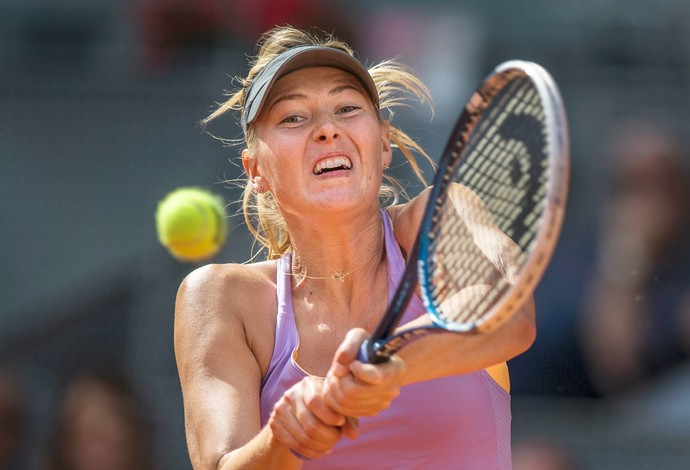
left=175, top=26, right=536, bottom=469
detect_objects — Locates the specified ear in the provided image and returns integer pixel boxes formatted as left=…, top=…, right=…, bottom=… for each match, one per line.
left=242, top=149, right=270, bottom=192
left=242, top=149, right=258, bottom=179
left=381, top=122, right=393, bottom=169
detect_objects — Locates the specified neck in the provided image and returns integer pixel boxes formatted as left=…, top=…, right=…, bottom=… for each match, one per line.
left=288, top=209, right=386, bottom=286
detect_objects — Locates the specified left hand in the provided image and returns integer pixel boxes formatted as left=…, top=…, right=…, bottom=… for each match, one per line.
left=268, top=375, right=347, bottom=459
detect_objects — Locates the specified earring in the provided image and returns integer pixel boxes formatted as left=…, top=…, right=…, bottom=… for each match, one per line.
left=383, top=164, right=390, bottom=171
left=256, top=186, right=265, bottom=194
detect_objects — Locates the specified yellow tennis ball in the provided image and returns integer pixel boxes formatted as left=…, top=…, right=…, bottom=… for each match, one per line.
left=155, top=187, right=228, bottom=263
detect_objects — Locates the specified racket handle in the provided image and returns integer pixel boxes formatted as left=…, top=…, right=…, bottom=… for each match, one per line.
left=358, top=339, right=392, bottom=364
left=357, top=340, right=372, bottom=363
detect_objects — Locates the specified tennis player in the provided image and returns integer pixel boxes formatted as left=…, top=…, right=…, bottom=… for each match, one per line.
left=174, top=25, right=535, bottom=469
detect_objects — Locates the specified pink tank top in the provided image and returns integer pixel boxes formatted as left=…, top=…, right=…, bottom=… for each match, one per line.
left=260, top=209, right=512, bottom=469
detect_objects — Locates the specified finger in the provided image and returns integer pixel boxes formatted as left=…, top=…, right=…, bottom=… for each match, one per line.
left=322, top=368, right=370, bottom=412
left=323, top=358, right=405, bottom=417
left=271, top=386, right=341, bottom=459
left=267, top=396, right=305, bottom=451
left=272, top=404, right=339, bottom=460
left=290, top=381, right=345, bottom=457
left=291, top=412, right=343, bottom=459
left=302, top=376, right=347, bottom=427
left=329, top=328, right=369, bottom=379
left=322, top=376, right=389, bottom=417
left=305, top=378, right=359, bottom=441
left=341, top=416, right=360, bottom=440
left=350, top=354, right=407, bottom=387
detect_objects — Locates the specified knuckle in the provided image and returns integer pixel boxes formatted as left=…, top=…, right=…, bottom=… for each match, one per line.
left=304, top=391, right=320, bottom=408
left=302, top=421, right=320, bottom=437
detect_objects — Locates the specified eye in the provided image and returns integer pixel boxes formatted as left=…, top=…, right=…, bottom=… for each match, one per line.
left=337, top=105, right=360, bottom=115
left=281, top=114, right=305, bottom=124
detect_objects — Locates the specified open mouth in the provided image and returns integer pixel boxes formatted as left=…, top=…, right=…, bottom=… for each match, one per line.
left=313, top=156, right=352, bottom=175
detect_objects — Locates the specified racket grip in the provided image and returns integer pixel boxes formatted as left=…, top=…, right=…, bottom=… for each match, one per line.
left=357, top=340, right=371, bottom=363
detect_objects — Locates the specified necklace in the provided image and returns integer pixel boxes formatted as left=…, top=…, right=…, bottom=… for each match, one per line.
left=288, top=255, right=368, bottom=283
left=293, top=270, right=352, bottom=282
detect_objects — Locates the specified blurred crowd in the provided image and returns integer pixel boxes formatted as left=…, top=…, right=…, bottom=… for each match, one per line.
left=512, top=120, right=690, bottom=469
left=579, top=122, right=690, bottom=396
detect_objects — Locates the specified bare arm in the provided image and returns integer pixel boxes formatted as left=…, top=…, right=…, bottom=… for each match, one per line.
left=321, top=299, right=534, bottom=418
left=175, top=264, right=308, bottom=469
left=397, top=296, right=535, bottom=385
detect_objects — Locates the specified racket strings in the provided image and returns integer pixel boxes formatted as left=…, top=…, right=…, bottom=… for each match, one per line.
left=427, top=76, right=551, bottom=326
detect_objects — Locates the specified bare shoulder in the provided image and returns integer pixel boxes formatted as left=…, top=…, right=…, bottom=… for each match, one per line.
left=174, top=261, right=278, bottom=374
left=176, top=262, right=276, bottom=324
left=177, top=261, right=275, bottom=308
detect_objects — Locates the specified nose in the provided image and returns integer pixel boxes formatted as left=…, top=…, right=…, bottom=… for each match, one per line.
left=314, top=115, right=340, bottom=142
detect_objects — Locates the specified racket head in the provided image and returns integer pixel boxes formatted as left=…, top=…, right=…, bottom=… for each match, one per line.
left=418, top=60, right=569, bottom=334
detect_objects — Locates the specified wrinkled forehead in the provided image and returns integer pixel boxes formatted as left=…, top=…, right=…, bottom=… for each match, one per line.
left=263, top=66, right=371, bottom=108
left=241, top=45, right=379, bottom=136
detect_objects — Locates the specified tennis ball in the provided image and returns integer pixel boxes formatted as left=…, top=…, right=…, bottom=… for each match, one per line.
left=155, top=187, right=228, bottom=263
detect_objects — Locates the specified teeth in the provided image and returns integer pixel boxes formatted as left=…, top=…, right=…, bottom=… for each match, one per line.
left=313, top=157, right=352, bottom=175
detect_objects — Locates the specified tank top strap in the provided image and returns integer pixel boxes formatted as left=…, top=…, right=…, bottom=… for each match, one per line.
left=381, top=208, right=405, bottom=304
left=275, top=253, right=299, bottom=346
left=381, top=208, right=427, bottom=324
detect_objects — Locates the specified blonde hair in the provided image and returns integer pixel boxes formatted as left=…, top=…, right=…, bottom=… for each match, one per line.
left=204, top=26, right=434, bottom=260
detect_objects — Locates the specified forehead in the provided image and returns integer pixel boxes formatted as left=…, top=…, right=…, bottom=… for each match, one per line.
left=267, top=66, right=368, bottom=101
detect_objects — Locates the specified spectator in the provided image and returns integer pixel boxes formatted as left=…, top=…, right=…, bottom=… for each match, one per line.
left=579, top=121, right=690, bottom=395
left=42, top=372, right=154, bottom=470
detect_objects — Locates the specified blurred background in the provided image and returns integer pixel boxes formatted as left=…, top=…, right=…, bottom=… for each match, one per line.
left=1, top=0, right=690, bottom=468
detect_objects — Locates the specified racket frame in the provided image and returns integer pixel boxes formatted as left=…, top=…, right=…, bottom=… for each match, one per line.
left=361, top=60, right=570, bottom=364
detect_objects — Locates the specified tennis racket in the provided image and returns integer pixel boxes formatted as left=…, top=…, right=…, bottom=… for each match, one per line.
left=359, top=60, right=570, bottom=364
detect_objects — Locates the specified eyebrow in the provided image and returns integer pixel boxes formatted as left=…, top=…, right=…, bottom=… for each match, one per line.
left=267, top=81, right=366, bottom=112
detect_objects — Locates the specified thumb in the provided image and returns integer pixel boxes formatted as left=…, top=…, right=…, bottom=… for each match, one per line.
left=329, top=328, right=369, bottom=379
